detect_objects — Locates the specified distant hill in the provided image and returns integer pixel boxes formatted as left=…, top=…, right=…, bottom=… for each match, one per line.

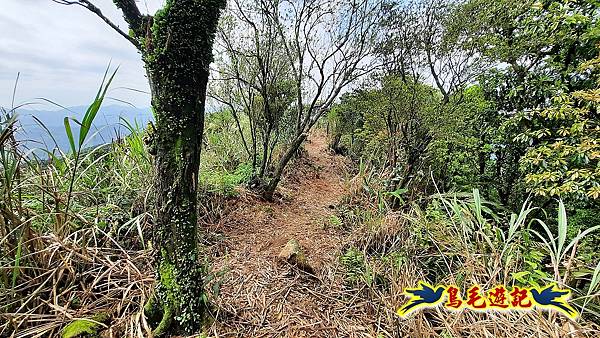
left=11, top=104, right=153, bottom=156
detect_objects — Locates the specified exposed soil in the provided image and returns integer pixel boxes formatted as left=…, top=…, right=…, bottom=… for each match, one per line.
left=196, top=131, right=600, bottom=338
left=206, top=132, right=371, bottom=337
left=215, top=132, right=348, bottom=267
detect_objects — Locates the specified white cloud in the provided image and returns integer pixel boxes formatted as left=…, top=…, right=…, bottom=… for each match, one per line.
left=0, top=0, right=165, bottom=109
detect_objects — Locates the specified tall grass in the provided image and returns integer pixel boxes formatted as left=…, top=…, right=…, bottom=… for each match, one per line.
left=337, top=182, right=600, bottom=336
left=0, top=71, right=256, bottom=337
left=0, top=68, right=156, bottom=337
left=61, top=66, right=118, bottom=224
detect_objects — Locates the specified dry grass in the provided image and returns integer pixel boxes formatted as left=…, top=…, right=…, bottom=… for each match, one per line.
left=2, top=129, right=598, bottom=338
left=0, top=227, right=153, bottom=338
left=0, top=103, right=156, bottom=337
left=203, top=210, right=600, bottom=338
left=200, top=137, right=600, bottom=337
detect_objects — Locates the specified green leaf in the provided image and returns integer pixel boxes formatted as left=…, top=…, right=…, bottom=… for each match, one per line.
left=11, top=234, right=23, bottom=289
left=79, top=66, right=119, bottom=147
left=512, top=271, right=530, bottom=283
left=562, top=225, right=600, bottom=262
left=557, top=200, right=567, bottom=258
left=63, top=117, right=76, bottom=154
left=589, top=261, right=600, bottom=295
left=472, top=188, right=484, bottom=226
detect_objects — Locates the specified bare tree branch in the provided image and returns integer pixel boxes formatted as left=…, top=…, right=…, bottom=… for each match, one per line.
left=52, top=0, right=142, bottom=50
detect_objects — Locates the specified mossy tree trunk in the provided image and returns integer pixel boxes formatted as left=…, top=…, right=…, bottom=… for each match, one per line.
left=141, top=2, right=225, bottom=336
left=58, top=0, right=224, bottom=335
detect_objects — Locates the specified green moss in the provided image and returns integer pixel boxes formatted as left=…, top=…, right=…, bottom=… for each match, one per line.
left=152, top=304, right=173, bottom=337
left=173, top=136, right=184, bottom=165
left=159, top=254, right=177, bottom=301
left=144, top=292, right=161, bottom=326
left=61, top=319, right=99, bottom=338
left=61, top=312, right=110, bottom=338
left=151, top=251, right=179, bottom=337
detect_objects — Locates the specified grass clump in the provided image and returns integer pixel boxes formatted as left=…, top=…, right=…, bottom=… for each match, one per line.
left=199, top=162, right=252, bottom=197
left=335, top=182, right=600, bottom=336
left=340, top=247, right=369, bottom=285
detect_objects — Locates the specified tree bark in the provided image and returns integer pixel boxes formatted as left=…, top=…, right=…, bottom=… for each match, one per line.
left=263, top=133, right=307, bottom=200
left=329, top=133, right=342, bottom=153
left=141, top=1, right=224, bottom=335
left=57, top=0, right=224, bottom=335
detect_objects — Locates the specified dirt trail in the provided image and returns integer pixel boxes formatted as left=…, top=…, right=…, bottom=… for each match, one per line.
left=209, top=132, right=357, bottom=337
left=215, top=132, right=348, bottom=267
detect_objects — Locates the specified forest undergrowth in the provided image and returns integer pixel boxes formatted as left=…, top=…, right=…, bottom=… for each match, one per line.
left=2, top=0, right=600, bottom=336
left=204, top=132, right=600, bottom=338
left=1, top=106, right=599, bottom=337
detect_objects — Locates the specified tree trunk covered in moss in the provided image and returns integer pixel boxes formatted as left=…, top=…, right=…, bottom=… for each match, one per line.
left=58, top=0, right=224, bottom=335
left=109, top=0, right=226, bottom=335
left=141, top=1, right=224, bottom=336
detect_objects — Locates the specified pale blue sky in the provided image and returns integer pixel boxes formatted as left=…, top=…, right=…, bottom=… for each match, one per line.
left=1, top=0, right=165, bottom=109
